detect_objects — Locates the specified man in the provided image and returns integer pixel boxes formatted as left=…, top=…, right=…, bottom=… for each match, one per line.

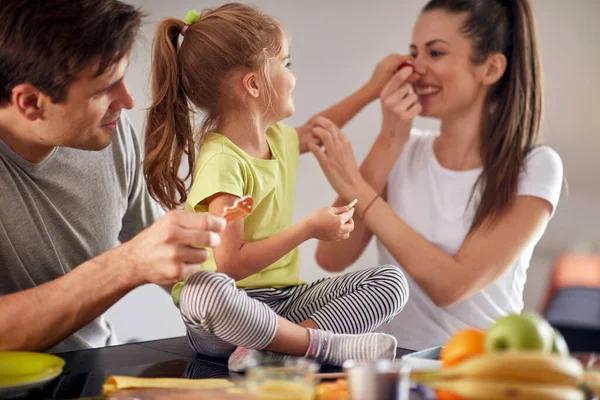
left=0, top=0, right=225, bottom=352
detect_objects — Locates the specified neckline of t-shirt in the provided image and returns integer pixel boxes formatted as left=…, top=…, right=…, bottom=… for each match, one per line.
left=0, top=138, right=59, bottom=171
left=207, top=132, right=278, bottom=165
left=428, top=135, right=483, bottom=178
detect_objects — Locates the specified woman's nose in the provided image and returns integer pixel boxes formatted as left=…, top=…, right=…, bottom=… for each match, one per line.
left=411, top=57, right=427, bottom=76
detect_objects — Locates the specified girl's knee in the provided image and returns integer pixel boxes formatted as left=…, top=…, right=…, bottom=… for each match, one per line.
left=180, top=271, right=237, bottom=321
left=374, top=265, right=410, bottom=311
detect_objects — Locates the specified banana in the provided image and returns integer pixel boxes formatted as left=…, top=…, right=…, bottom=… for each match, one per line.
left=412, top=352, right=584, bottom=386
left=584, top=370, right=600, bottom=397
left=426, top=379, right=585, bottom=400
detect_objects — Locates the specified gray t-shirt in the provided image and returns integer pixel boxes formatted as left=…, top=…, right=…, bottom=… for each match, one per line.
left=0, top=113, right=164, bottom=353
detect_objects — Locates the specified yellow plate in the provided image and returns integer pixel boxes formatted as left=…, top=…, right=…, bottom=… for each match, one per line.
left=0, top=352, right=64, bottom=396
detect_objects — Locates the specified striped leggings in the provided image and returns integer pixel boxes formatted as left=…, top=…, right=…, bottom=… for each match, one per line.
left=179, top=265, right=409, bottom=358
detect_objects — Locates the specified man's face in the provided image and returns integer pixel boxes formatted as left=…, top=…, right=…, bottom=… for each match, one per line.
left=39, top=57, right=134, bottom=151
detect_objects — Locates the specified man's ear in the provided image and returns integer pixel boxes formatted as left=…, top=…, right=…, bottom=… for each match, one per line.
left=11, top=84, right=44, bottom=121
left=242, top=73, right=260, bottom=98
left=481, top=53, right=507, bottom=87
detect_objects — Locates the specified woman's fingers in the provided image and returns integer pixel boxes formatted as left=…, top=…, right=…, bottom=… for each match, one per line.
left=311, top=125, right=335, bottom=151
left=312, top=116, right=345, bottom=144
left=308, top=141, right=328, bottom=169
left=382, top=82, right=414, bottom=107
left=392, top=92, right=420, bottom=116
left=381, top=67, right=414, bottom=99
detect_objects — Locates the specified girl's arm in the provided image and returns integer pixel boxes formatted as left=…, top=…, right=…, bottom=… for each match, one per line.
left=207, top=193, right=354, bottom=281
left=296, top=54, right=411, bottom=154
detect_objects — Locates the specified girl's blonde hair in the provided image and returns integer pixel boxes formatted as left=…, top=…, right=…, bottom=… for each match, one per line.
left=144, top=3, right=284, bottom=210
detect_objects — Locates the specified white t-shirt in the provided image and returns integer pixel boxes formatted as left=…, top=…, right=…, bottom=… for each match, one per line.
left=375, top=130, right=563, bottom=350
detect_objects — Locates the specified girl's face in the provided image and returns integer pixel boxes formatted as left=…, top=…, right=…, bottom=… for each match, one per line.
left=267, top=36, right=296, bottom=120
left=410, top=10, right=490, bottom=120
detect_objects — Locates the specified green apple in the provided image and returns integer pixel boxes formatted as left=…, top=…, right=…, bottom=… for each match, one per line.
left=485, top=312, right=555, bottom=353
left=551, top=328, right=570, bottom=356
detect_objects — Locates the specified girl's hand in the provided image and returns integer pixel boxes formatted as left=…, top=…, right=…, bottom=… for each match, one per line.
left=379, top=64, right=422, bottom=144
left=308, top=116, right=363, bottom=201
left=366, top=54, right=412, bottom=101
left=304, top=206, right=355, bottom=242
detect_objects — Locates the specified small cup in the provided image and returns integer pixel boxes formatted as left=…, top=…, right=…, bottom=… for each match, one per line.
left=245, top=355, right=318, bottom=400
left=344, top=359, right=411, bottom=400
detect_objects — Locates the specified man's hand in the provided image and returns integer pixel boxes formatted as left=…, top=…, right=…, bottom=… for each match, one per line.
left=119, top=210, right=226, bottom=286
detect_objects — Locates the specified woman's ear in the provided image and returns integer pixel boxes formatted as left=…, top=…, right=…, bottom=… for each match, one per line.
left=242, top=73, right=260, bottom=98
left=482, top=53, right=507, bottom=87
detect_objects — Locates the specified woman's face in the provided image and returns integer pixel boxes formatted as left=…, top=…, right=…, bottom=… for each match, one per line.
left=410, top=10, right=489, bottom=120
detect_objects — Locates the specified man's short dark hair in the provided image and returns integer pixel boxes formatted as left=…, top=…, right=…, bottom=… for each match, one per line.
left=0, top=0, right=143, bottom=107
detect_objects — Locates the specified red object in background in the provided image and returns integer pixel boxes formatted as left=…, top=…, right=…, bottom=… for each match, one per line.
left=397, top=60, right=415, bottom=73
left=542, top=252, right=600, bottom=312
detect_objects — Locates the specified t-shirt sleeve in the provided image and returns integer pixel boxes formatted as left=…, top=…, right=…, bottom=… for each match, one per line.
left=517, top=146, right=563, bottom=218
left=118, top=113, right=166, bottom=242
left=272, top=122, right=300, bottom=157
left=186, top=153, right=246, bottom=211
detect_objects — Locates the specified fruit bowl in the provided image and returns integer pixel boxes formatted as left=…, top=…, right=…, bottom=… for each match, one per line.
left=402, top=346, right=443, bottom=371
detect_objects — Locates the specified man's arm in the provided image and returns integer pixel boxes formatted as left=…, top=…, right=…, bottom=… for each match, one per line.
left=0, top=250, right=137, bottom=351
left=0, top=210, right=225, bottom=351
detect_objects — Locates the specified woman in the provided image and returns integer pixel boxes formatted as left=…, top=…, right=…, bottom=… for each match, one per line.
left=309, top=0, right=563, bottom=350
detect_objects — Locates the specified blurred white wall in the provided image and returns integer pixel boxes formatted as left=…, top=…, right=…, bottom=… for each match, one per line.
left=105, top=0, right=600, bottom=343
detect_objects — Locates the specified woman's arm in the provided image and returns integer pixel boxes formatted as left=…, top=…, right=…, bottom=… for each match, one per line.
left=316, top=134, right=403, bottom=271
left=310, top=118, right=554, bottom=308
left=360, top=191, right=552, bottom=307
left=207, top=193, right=354, bottom=281
left=296, top=54, right=409, bottom=154
left=315, top=66, right=419, bottom=271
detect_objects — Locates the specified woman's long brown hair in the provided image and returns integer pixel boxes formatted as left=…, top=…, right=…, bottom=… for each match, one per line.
left=423, top=0, right=542, bottom=233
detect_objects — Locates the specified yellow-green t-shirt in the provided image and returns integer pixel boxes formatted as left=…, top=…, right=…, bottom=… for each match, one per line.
left=171, top=122, right=301, bottom=306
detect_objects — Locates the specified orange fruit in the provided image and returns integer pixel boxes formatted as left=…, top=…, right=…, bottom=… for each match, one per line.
left=436, top=389, right=463, bottom=400
left=440, top=328, right=486, bottom=367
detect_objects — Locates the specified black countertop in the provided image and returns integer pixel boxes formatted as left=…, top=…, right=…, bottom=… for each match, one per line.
left=18, top=337, right=425, bottom=399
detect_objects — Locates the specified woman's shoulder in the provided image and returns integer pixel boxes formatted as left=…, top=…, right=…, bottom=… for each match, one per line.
left=518, top=145, right=564, bottom=216
left=522, top=145, right=563, bottom=180
left=524, top=145, right=562, bottom=167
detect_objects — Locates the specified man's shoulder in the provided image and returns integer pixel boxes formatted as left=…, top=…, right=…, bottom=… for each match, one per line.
left=112, top=112, right=138, bottom=149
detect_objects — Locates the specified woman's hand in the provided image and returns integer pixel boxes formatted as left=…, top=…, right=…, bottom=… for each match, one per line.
left=308, top=116, right=364, bottom=201
left=365, top=54, right=412, bottom=101
left=379, top=65, right=422, bottom=144
left=303, top=206, right=355, bottom=242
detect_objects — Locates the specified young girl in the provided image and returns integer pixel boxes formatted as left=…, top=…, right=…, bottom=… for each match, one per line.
left=311, top=0, right=564, bottom=350
left=144, top=4, right=409, bottom=370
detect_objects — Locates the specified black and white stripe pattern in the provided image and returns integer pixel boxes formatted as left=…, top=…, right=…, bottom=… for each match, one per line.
left=246, top=265, right=409, bottom=334
left=179, top=266, right=409, bottom=358
left=180, top=271, right=277, bottom=357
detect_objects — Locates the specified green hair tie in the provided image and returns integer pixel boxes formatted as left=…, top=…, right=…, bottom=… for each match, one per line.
left=185, top=10, right=201, bottom=25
